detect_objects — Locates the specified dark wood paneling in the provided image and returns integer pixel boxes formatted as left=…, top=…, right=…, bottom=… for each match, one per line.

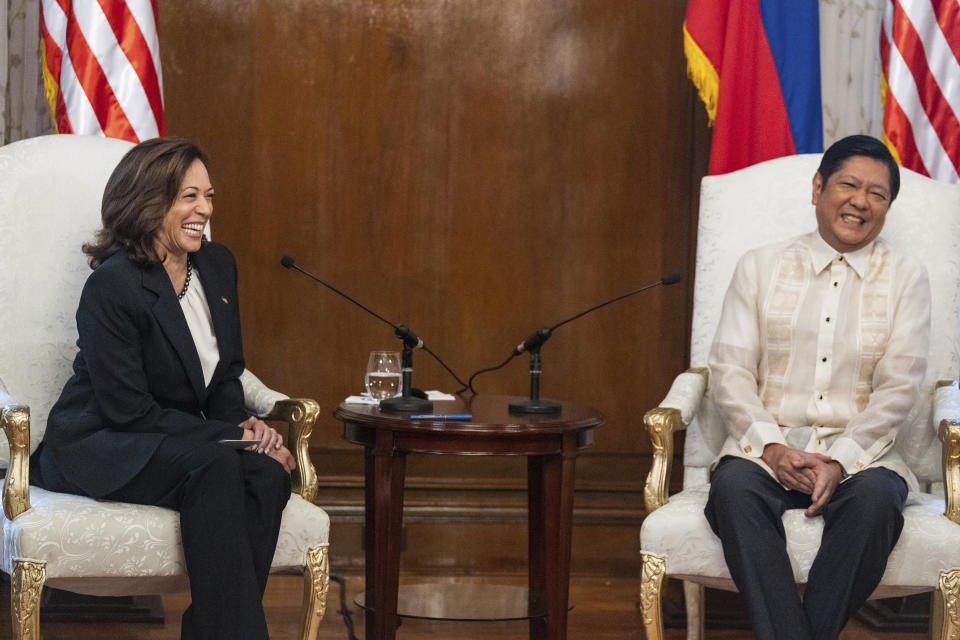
left=159, top=0, right=708, bottom=570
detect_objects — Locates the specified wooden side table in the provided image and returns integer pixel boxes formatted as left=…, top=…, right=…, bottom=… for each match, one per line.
left=334, top=394, right=603, bottom=640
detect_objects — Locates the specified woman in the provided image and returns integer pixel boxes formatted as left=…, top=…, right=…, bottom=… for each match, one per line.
left=30, top=137, right=295, bottom=640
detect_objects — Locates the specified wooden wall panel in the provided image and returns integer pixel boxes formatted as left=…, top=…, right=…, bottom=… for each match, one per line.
left=160, top=0, right=709, bottom=572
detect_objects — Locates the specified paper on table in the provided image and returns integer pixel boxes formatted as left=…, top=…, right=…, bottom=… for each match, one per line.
left=344, top=391, right=456, bottom=404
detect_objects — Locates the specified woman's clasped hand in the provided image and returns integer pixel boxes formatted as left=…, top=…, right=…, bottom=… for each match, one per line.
left=239, top=416, right=297, bottom=472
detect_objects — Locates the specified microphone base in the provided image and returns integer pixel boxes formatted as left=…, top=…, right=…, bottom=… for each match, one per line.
left=380, top=395, right=433, bottom=412
left=508, top=398, right=562, bottom=415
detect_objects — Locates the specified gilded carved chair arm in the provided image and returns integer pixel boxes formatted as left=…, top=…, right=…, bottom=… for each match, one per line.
left=262, top=398, right=320, bottom=504
left=643, top=367, right=708, bottom=514
left=240, top=369, right=321, bottom=504
left=0, top=390, right=32, bottom=521
left=936, top=380, right=960, bottom=524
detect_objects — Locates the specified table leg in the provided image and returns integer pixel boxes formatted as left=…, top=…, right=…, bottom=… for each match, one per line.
left=364, top=441, right=406, bottom=640
left=528, top=447, right=577, bottom=640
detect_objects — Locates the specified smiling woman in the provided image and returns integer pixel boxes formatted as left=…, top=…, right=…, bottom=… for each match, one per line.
left=28, top=138, right=296, bottom=640
left=154, top=159, right=214, bottom=291
left=82, top=140, right=212, bottom=269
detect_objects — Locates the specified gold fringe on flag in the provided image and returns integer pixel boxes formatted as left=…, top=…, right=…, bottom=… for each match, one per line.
left=39, top=39, right=61, bottom=131
left=878, top=74, right=904, bottom=167
left=683, top=21, right=719, bottom=126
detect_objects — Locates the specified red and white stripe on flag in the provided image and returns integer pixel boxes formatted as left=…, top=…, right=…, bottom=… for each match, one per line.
left=880, top=0, right=960, bottom=183
left=39, top=0, right=165, bottom=143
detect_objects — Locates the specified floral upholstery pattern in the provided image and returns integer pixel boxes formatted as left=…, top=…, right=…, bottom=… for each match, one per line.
left=3, top=488, right=329, bottom=596
left=642, top=486, right=960, bottom=593
left=0, top=135, right=131, bottom=466
left=241, top=369, right=290, bottom=417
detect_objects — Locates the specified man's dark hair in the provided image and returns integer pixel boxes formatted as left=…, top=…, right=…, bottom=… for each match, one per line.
left=816, top=134, right=900, bottom=203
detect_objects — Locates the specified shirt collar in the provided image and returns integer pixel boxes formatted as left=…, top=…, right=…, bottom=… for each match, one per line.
left=805, top=231, right=875, bottom=278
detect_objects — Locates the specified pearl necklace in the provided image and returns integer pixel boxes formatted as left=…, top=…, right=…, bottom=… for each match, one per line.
left=177, top=258, right=193, bottom=300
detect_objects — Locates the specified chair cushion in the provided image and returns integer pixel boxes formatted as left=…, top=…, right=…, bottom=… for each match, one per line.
left=640, top=485, right=960, bottom=588
left=2, top=487, right=329, bottom=590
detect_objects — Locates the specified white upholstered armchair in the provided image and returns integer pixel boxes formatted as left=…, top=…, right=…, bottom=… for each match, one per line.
left=0, top=134, right=330, bottom=639
left=639, top=154, right=960, bottom=639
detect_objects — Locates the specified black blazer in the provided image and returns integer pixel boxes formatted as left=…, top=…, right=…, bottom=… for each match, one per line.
left=33, top=242, right=248, bottom=498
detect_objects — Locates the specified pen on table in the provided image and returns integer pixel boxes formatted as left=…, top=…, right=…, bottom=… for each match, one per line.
left=410, top=414, right=472, bottom=420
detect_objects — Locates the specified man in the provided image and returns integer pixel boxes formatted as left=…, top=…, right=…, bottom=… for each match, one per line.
left=703, top=134, right=930, bottom=640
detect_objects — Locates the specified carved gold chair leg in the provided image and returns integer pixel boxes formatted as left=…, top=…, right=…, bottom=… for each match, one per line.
left=11, top=559, right=46, bottom=640
left=683, top=580, right=705, bottom=640
left=640, top=553, right=667, bottom=640
left=939, top=569, right=960, bottom=640
left=298, top=544, right=330, bottom=640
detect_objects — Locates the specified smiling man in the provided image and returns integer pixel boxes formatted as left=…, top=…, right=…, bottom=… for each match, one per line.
left=702, top=135, right=931, bottom=640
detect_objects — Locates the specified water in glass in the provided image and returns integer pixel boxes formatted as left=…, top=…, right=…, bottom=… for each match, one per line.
left=366, top=351, right=401, bottom=400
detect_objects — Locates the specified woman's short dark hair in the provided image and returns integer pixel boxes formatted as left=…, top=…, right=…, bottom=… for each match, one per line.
left=816, top=134, right=900, bottom=203
left=84, top=137, right=209, bottom=269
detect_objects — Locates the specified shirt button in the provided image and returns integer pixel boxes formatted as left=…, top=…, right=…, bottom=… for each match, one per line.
left=834, top=282, right=839, bottom=287
left=822, top=357, right=827, bottom=362
left=825, top=317, right=830, bottom=322
left=819, top=394, right=824, bottom=400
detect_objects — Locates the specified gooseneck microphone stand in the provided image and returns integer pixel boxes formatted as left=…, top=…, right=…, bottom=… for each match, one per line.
left=381, top=327, right=433, bottom=412
left=466, top=271, right=683, bottom=416
left=513, top=345, right=559, bottom=414
left=281, top=256, right=432, bottom=412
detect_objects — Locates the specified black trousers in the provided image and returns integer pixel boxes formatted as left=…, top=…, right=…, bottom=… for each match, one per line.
left=103, top=437, right=291, bottom=640
left=704, top=456, right=907, bottom=640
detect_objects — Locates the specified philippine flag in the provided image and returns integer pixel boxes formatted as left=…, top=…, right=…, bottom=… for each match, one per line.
left=684, top=0, right=823, bottom=175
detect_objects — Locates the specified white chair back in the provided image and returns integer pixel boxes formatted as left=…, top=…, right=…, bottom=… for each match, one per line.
left=0, top=135, right=135, bottom=464
left=683, top=153, right=960, bottom=488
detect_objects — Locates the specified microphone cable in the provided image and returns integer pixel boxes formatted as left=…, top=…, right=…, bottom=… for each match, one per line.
left=465, top=352, right=516, bottom=396
left=422, top=345, right=470, bottom=394
left=329, top=574, right=359, bottom=640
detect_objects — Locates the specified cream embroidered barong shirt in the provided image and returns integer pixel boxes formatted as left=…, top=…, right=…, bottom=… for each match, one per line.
left=708, top=232, right=930, bottom=491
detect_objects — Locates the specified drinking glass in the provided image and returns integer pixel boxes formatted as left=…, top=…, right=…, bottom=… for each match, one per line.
left=365, top=351, right=401, bottom=400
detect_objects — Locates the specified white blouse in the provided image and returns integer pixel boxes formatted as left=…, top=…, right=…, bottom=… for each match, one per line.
left=179, top=266, right=220, bottom=388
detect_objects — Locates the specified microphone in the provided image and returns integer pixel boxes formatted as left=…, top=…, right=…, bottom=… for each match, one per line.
left=514, top=328, right=552, bottom=356
left=395, top=325, right=424, bottom=350
left=467, top=270, right=683, bottom=415
left=660, top=270, right=682, bottom=286
left=280, top=255, right=432, bottom=411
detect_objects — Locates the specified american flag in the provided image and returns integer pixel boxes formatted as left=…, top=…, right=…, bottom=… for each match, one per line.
left=880, top=0, right=960, bottom=183
left=39, top=0, right=165, bottom=143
